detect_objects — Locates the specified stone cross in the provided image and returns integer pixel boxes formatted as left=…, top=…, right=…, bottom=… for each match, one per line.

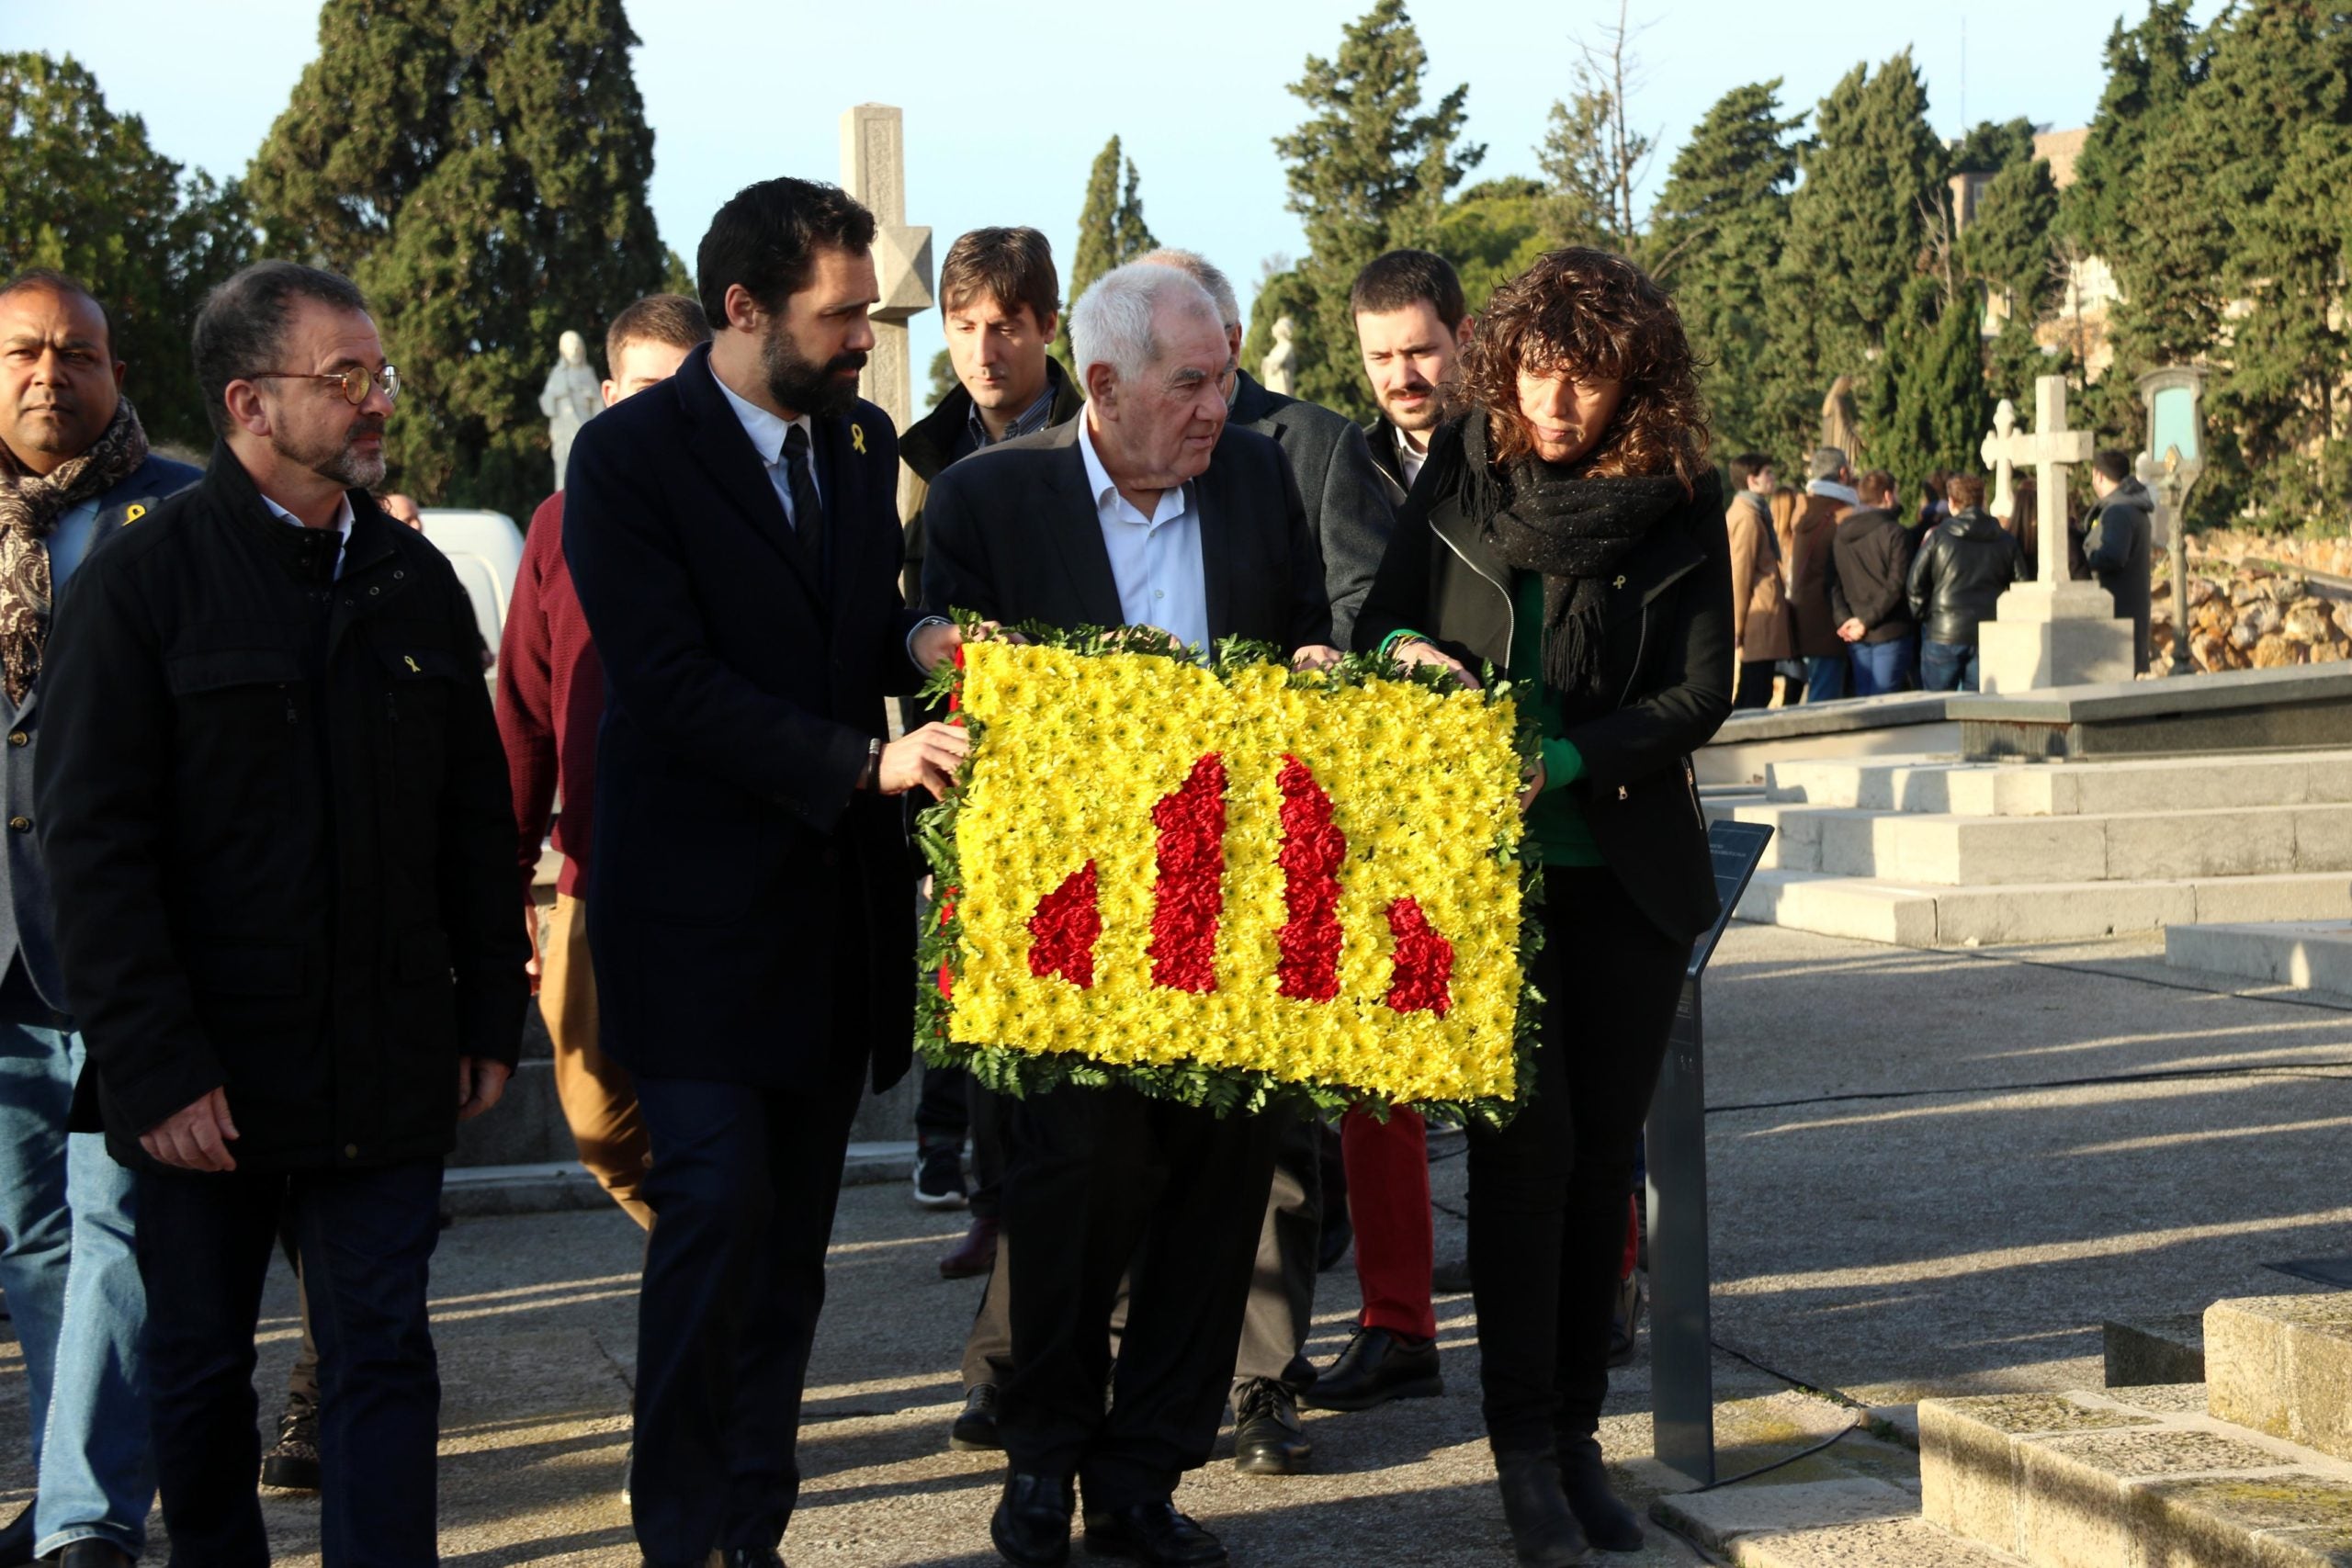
left=839, top=104, right=933, bottom=441
left=1981, top=375, right=2093, bottom=589
left=1983, top=400, right=2018, bottom=524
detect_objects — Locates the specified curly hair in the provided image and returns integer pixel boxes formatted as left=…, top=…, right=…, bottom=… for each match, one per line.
left=1460, top=246, right=1710, bottom=493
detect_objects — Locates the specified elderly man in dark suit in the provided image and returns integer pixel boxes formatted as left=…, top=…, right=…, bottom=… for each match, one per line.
left=1134, top=246, right=1398, bottom=1476
left=561, top=176, right=970, bottom=1568
left=923, top=261, right=1335, bottom=1568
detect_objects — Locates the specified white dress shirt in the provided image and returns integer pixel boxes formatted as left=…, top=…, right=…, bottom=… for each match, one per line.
left=1396, top=425, right=1428, bottom=490
left=1077, top=416, right=1211, bottom=656
left=714, top=371, right=821, bottom=530
left=260, top=490, right=356, bottom=578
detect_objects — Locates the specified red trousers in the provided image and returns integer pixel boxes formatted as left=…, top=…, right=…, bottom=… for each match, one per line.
left=1340, top=1103, right=1438, bottom=1340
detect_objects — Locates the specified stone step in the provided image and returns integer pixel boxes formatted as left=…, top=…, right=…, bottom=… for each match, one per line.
left=1728, top=1517, right=2030, bottom=1568
left=1922, top=1382, right=2352, bottom=1568
left=2207, top=1294, right=2352, bottom=1466
left=2106, top=1313, right=2208, bottom=1389
left=1763, top=750, right=2352, bottom=818
left=2167, top=921, right=2352, bottom=997
left=1736, top=867, right=2352, bottom=948
left=1657, top=1477, right=2028, bottom=1567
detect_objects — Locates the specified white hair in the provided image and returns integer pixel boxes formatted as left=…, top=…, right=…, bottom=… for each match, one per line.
left=1137, top=248, right=1241, bottom=332
left=1069, top=262, right=1226, bottom=387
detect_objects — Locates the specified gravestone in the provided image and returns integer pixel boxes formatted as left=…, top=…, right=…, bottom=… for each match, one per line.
left=839, top=103, right=933, bottom=520
left=1976, top=376, right=2136, bottom=693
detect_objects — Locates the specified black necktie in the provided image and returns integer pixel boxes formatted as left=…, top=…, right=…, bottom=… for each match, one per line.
left=781, top=423, right=825, bottom=571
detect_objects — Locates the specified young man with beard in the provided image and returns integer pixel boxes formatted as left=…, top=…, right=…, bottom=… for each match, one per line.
left=37, top=260, right=526, bottom=1562
left=0, top=270, right=197, bottom=1568
left=561, top=177, right=972, bottom=1568
left=1352, top=249, right=1475, bottom=495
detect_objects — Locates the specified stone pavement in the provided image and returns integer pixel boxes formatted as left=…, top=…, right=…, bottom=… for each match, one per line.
left=2, top=919, right=2346, bottom=1564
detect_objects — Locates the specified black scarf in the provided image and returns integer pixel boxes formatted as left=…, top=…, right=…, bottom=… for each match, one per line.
left=1464, top=411, right=1688, bottom=699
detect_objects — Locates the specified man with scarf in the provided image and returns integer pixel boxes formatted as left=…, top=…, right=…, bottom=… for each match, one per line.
left=0, top=270, right=195, bottom=1568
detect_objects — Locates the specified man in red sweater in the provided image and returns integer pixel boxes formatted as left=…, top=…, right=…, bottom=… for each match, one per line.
left=497, top=293, right=710, bottom=1228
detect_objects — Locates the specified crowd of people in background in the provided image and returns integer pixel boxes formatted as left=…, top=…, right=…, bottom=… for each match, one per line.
left=1724, top=444, right=2159, bottom=702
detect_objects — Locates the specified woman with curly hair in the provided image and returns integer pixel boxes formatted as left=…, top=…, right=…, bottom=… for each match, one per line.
left=1355, top=247, right=1734, bottom=1564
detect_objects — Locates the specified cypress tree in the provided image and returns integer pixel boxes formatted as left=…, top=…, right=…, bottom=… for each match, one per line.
left=1270, top=0, right=1482, bottom=415
left=0, top=52, right=254, bottom=451
left=1056, top=136, right=1156, bottom=364
left=1645, top=80, right=1804, bottom=457
left=1874, top=272, right=1988, bottom=499
left=247, top=0, right=663, bottom=522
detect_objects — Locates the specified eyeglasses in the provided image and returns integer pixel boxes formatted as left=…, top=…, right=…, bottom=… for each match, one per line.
left=247, top=365, right=401, bottom=405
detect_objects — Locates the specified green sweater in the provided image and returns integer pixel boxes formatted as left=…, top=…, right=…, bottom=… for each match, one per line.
left=1512, top=570, right=1603, bottom=867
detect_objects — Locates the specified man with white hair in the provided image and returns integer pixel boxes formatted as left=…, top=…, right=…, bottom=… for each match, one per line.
left=1136, top=246, right=1397, bottom=1478
left=923, top=262, right=1336, bottom=1568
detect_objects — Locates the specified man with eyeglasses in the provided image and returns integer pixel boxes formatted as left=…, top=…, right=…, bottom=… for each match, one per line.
left=36, top=260, right=526, bottom=1563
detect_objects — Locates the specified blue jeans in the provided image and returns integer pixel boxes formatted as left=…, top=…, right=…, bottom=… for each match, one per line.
left=1921, top=639, right=1979, bottom=693
left=1848, top=633, right=1918, bottom=697
left=1801, top=653, right=1849, bottom=703
left=137, top=1158, right=445, bottom=1567
left=0, top=1018, right=152, bottom=1558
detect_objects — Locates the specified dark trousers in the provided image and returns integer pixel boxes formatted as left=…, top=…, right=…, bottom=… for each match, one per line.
left=1732, top=659, right=1777, bottom=709
left=1848, top=632, right=1917, bottom=696
left=629, top=1052, right=867, bottom=1562
left=1232, top=1107, right=1318, bottom=1396
left=914, top=1062, right=968, bottom=1147
left=138, top=1160, right=444, bottom=1567
left=1001, top=1086, right=1284, bottom=1508
left=1920, top=638, right=1979, bottom=693
left=1469, top=868, right=1688, bottom=1456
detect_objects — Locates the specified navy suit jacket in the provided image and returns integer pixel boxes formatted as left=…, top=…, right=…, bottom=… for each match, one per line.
left=3, top=451, right=201, bottom=1018
left=562, top=344, right=926, bottom=1092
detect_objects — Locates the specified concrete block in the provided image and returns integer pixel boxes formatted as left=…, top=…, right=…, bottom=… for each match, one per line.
left=1731, top=1517, right=2031, bottom=1568
left=2068, top=755, right=2319, bottom=817
left=2188, top=880, right=2352, bottom=931
left=1931, top=881, right=2199, bottom=946
left=1709, top=801, right=1826, bottom=871
left=2107, top=809, right=2300, bottom=882
left=2018, top=1427, right=2298, bottom=1568
left=2311, top=759, right=2352, bottom=805
left=2209, top=1296, right=2352, bottom=1465
left=1920, top=1395, right=2160, bottom=1559
left=2296, top=807, right=2352, bottom=874
left=2167, top=921, right=2352, bottom=993
left=1979, top=612, right=2136, bottom=696
left=1951, top=818, right=2110, bottom=886
left=2104, top=1316, right=2208, bottom=1388
left=1655, top=1476, right=1917, bottom=1557
left=2138, top=1474, right=2352, bottom=1568
left=1738, top=869, right=1940, bottom=946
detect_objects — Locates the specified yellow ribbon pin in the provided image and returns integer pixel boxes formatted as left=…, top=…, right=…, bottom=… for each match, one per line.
left=123, top=503, right=145, bottom=525
left=851, top=423, right=866, bottom=456
left=403, top=655, right=421, bottom=673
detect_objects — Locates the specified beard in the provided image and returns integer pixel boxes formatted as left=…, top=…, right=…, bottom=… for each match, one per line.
left=762, top=322, right=866, bottom=418
left=280, top=414, right=388, bottom=491
left=1381, top=380, right=1448, bottom=434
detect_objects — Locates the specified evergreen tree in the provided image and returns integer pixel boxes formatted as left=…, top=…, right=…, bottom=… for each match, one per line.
left=2062, top=1, right=2207, bottom=265
left=1426, top=177, right=1554, bottom=312
left=247, top=0, right=663, bottom=522
left=1056, top=136, right=1157, bottom=364
left=1875, top=272, right=1988, bottom=498
left=1765, top=54, right=1950, bottom=463
left=1961, top=156, right=2061, bottom=319
left=1645, top=80, right=1804, bottom=457
left=0, top=52, right=254, bottom=451
left=1270, top=0, right=1483, bottom=414
left=1950, top=117, right=2037, bottom=175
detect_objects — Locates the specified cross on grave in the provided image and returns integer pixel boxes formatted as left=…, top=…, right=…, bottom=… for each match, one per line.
left=838, top=103, right=933, bottom=438
left=1981, top=376, right=2093, bottom=590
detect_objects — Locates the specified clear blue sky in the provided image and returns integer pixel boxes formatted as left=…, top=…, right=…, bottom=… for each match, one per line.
left=7, top=0, right=2227, bottom=404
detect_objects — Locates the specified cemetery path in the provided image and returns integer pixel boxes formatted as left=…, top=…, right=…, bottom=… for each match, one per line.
left=2, top=920, right=2344, bottom=1562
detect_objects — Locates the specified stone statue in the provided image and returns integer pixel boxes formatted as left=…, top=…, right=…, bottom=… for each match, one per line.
left=1261, top=316, right=1297, bottom=399
left=1820, top=375, right=1861, bottom=464
left=538, top=330, right=602, bottom=491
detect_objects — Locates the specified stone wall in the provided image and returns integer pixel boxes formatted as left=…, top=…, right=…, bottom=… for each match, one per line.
left=2153, top=535, right=2352, bottom=674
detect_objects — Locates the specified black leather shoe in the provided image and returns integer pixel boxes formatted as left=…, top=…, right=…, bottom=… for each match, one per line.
left=1232, top=1378, right=1310, bottom=1475
left=1557, top=1434, right=1643, bottom=1551
left=991, top=1472, right=1073, bottom=1567
left=1080, top=1500, right=1227, bottom=1565
left=1300, top=1325, right=1442, bottom=1411
left=260, top=1394, right=322, bottom=1492
left=55, top=1544, right=136, bottom=1568
left=954, top=1383, right=1003, bottom=1451
left=1495, top=1451, right=1589, bottom=1567
left=0, top=1503, right=33, bottom=1568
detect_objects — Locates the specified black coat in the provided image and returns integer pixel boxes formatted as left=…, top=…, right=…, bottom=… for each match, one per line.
left=1228, top=371, right=1399, bottom=646
left=562, top=343, right=929, bottom=1095
left=36, top=447, right=527, bottom=1172
left=1826, top=505, right=1917, bottom=643
left=919, top=416, right=1333, bottom=651
left=2085, top=479, right=2155, bottom=672
left=1353, top=415, right=1735, bottom=945
left=898, top=356, right=1086, bottom=602
left=1906, top=508, right=2027, bottom=647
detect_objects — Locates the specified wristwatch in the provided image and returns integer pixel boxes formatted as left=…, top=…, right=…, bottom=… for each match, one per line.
left=859, top=737, right=882, bottom=791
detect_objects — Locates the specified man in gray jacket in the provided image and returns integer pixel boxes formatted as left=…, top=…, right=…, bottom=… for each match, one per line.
left=1137, top=247, right=1398, bottom=1478
left=2086, top=451, right=2155, bottom=674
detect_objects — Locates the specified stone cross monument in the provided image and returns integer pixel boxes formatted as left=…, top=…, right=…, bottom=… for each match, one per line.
left=840, top=105, right=933, bottom=482
left=1975, top=375, right=2135, bottom=693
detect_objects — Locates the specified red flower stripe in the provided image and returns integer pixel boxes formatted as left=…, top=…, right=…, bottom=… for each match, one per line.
left=1274, top=755, right=1346, bottom=1002
left=935, top=888, right=958, bottom=999
left=1027, top=861, right=1103, bottom=988
left=1384, top=897, right=1454, bottom=1018
left=1148, top=753, right=1227, bottom=993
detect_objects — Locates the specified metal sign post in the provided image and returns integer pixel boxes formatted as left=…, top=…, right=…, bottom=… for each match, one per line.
left=1644, top=818, right=1774, bottom=1486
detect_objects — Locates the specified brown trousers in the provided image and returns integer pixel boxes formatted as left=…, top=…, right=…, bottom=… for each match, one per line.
left=541, top=891, right=654, bottom=1228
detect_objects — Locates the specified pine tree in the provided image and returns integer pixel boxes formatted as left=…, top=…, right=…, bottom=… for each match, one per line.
left=247, top=0, right=663, bottom=522
left=1270, top=0, right=1483, bottom=415
left=1645, top=80, right=1804, bottom=457
left=1874, top=272, right=1988, bottom=498
left=1961, top=157, right=2061, bottom=320
left=1056, top=136, right=1157, bottom=364
left=0, top=52, right=254, bottom=451
left=1765, top=54, right=1950, bottom=464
